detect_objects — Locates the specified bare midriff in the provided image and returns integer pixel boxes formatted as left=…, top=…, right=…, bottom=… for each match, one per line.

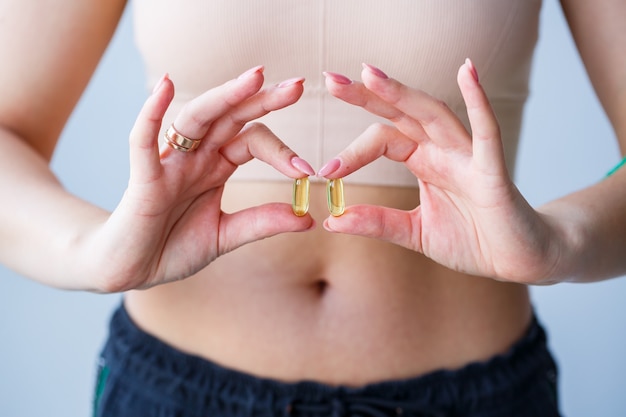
left=125, top=181, right=531, bottom=386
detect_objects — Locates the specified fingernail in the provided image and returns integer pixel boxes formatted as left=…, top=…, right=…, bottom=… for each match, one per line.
left=152, top=73, right=168, bottom=94
left=465, top=58, right=479, bottom=82
left=291, top=156, right=316, bottom=176
left=237, top=65, right=264, bottom=80
left=323, top=71, right=353, bottom=85
left=318, top=158, right=341, bottom=177
left=362, top=63, right=389, bottom=79
left=277, top=77, right=305, bottom=88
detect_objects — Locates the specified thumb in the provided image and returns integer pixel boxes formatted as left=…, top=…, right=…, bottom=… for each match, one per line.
left=323, top=205, right=422, bottom=252
left=218, top=203, right=315, bottom=255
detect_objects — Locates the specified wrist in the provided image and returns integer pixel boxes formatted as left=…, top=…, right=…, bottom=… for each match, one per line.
left=535, top=206, right=588, bottom=284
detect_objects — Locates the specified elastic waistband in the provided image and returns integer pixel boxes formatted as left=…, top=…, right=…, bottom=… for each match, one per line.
left=102, top=304, right=556, bottom=416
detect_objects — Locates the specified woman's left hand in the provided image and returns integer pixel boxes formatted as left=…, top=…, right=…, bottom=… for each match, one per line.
left=320, top=61, right=566, bottom=285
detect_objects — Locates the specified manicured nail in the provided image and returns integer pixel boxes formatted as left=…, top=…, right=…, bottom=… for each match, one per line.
left=152, top=73, right=168, bottom=94
left=277, top=77, right=305, bottom=88
left=465, top=58, right=479, bottom=82
left=318, top=158, right=341, bottom=177
left=237, top=65, right=264, bottom=80
left=323, top=71, right=353, bottom=85
left=362, top=63, right=389, bottom=79
left=291, top=156, right=316, bottom=176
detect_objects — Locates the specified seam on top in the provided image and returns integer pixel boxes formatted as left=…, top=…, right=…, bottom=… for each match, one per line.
left=478, top=0, right=523, bottom=87
left=317, top=0, right=328, bottom=170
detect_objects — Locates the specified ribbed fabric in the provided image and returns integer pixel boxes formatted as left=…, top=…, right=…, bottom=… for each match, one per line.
left=132, top=0, right=542, bottom=185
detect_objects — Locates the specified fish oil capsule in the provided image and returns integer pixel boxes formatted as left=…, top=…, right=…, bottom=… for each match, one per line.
left=326, top=178, right=345, bottom=217
left=292, top=177, right=310, bottom=216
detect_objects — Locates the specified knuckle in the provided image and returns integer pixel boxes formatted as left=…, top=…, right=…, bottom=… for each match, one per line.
left=187, top=111, right=208, bottom=134
left=366, top=122, right=392, bottom=136
left=428, top=100, right=452, bottom=123
left=421, top=99, right=451, bottom=125
left=276, top=141, right=292, bottom=157
left=434, top=98, right=451, bottom=111
left=177, top=102, right=208, bottom=134
left=242, top=122, right=269, bottom=135
left=361, top=122, right=392, bottom=150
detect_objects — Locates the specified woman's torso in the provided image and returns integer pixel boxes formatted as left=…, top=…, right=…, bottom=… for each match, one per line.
left=125, top=0, right=541, bottom=385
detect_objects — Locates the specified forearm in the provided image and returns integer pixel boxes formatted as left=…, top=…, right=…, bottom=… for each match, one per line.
left=552, top=0, right=626, bottom=282
left=0, top=129, right=109, bottom=291
left=538, top=164, right=626, bottom=283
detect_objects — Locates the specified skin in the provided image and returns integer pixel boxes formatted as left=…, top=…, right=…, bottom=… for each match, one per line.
left=1, top=0, right=625, bottom=386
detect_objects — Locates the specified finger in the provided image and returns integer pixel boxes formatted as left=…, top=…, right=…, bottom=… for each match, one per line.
left=129, top=73, right=175, bottom=183
left=360, top=63, right=470, bottom=149
left=220, top=123, right=315, bottom=178
left=218, top=203, right=315, bottom=254
left=323, top=204, right=421, bottom=252
left=324, top=71, right=429, bottom=145
left=457, top=59, right=506, bottom=176
left=204, top=77, right=305, bottom=150
left=170, top=65, right=265, bottom=145
left=318, top=123, right=418, bottom=179
left=323, top=72, right=402, bottom=120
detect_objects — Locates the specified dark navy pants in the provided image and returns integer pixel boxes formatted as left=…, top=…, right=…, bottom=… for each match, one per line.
left=94, top=305, right=561, bottom=417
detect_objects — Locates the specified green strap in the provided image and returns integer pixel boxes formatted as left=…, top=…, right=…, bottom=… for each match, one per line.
left=606, top=156, right=626, bottom=177
left=92, top=362, right=110, bottom=417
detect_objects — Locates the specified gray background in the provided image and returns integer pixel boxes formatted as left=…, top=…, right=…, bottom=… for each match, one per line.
left=1, top=1, right=625, bottom=416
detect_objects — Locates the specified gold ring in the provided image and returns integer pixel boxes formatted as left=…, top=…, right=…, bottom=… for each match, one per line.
left=164, top=125, right=202, bottom=152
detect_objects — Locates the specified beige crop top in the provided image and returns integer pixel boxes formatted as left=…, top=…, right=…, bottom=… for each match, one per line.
left=133, top=0, right=542, bottom=186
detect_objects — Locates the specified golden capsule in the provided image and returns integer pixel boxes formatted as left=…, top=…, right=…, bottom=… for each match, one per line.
left=326, top=178, right=345, bottom=217
left=292, top=177, right=310, bottom=217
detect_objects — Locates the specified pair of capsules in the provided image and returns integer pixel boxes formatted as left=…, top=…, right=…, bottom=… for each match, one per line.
left=292, top=177, right=345, bottom=217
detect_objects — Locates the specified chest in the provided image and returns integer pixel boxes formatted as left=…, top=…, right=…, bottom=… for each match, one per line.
left=133, top=0, right=542, bottom=103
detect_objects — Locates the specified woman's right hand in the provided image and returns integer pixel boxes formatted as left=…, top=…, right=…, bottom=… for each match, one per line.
left=81, top=67, right=315, bottom=292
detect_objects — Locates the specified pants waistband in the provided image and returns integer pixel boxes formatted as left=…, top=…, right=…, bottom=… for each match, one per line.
left=100, top=304, right=557, bottom=416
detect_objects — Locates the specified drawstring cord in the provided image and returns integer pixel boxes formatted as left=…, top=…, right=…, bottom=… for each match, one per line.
left=284, top=395, right=447, bottom=417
